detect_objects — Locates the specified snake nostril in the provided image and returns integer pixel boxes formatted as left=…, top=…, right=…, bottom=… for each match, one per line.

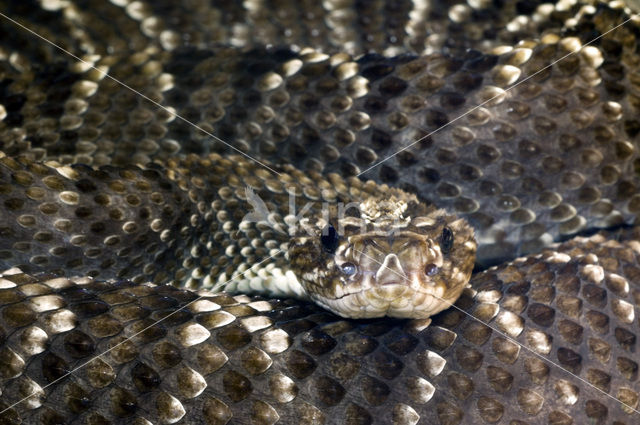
left=425, top=263, right=439, bottom=276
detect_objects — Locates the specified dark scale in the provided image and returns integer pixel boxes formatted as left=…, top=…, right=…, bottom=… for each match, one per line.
left=603, top=80, right=627, bottom=99
left=439, top=91, right=466, bottom=110
left=215, top=123, right=237, bottom=146
left=601, top=38, right=623, bottom=58
left=301, top=125, right=322, bottom=148
left=288, top=141, right=308, bottom=163
left=298, top=93, right=320, bottom=111
left=163, top=87, right=189, bottom=108
left=419, top=167, right=440, bottom=184
left=441, top=227, right=454, bottom=254
left=37, top=63, right=80, bottom=117
left=361, top=64, right=395, bottom=81
left=556, top=54, right=581, bottom=75
left=457, top=163, right=482, bottom=181
left=435, top=148, right=458, bottom=165
left=452, top=70, right=483, bottom=93
left=164, top=49, right=217, bottom=81
left=355, top=146, right=377, bottom=165
left=232, top=74, right=255, bottom=90
left=369, top=128, right=393, bottom=151
left=521, top=177, right=544, bottom=193
left=1, top=90, right=26, bottom=127
left=41, top=353, right=70, bottom=382
left=321, top=225, right=339, bottom=254
left=363, top=96, right=387, bottom=114
left=396, top=151, right=418, bottom=167
left=624, top=119, right=640, bottom=138
left=228, top=105, right=249, bottom=122
left=378, top=77, right=408, bottom=97
left=379, top=164, right=399, bottom=183
left=463, top=53, right=499, bottom=73
left=424, top=108, right=449, bottom=129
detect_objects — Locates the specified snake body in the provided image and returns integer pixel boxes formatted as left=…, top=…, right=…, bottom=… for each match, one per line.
left=0, top=0, right=640, bottom=424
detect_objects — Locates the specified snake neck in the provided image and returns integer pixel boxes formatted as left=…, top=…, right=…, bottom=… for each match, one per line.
left=0, top=152, right=476, bottom=318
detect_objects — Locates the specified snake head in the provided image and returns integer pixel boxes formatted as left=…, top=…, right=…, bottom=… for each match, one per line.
left=288, top=192, right=477, bottom=319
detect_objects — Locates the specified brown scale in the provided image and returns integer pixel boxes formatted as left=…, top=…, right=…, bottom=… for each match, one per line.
left=0, top=229, right=638, bottom=423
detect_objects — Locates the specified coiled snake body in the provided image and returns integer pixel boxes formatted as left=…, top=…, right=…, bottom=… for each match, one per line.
left=0, top=1, right=640, bottom=424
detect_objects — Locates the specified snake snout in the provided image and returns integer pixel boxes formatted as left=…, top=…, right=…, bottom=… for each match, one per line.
left=374, top=253, right=407, bottom=286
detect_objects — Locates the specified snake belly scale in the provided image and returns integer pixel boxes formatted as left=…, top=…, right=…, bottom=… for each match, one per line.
left=0, top=0, right=640, bottom=424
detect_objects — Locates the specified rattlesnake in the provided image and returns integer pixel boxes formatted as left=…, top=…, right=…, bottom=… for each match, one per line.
left=0, top=0, right=639, bottom=424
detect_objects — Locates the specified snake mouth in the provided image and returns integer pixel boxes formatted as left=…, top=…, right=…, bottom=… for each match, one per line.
left=313, top=285, right=457, bottom=319
left=378, top=280, right=406, bottom=286
left=312, top=269, right=460, bottom=318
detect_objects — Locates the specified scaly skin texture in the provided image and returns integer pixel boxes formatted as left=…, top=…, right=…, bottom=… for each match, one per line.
left=0, top=230, right=639, bottom=424
left=0, top=152, right=476, bottom=318
left=0, top=1, right=639, bottom=264
left=0, top=0, right=639, bottom=424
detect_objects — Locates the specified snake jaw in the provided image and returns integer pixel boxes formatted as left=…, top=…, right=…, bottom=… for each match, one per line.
left=374, top=253, right=409, bottom=286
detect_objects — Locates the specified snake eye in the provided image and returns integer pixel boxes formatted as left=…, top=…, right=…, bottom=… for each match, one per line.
left=341, top=262, right=357, bottom=276
left=425, top=263, right=439, bottom=276
left=441, top=226, right=453, bottom=254
left=320, top=225, right=339, bottom=253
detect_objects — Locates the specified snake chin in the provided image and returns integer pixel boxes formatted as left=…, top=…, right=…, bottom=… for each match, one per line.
left=310, top=285, right=456, bottom=319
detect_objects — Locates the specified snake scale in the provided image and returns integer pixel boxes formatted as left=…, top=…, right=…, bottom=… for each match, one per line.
left=0, top=0, right=640, bottom=423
